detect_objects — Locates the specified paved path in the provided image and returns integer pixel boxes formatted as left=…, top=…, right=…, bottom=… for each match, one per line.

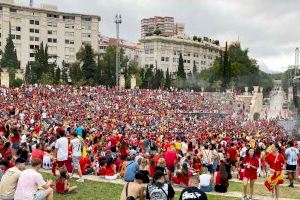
left=268, top=89, right=285, bottom=119
left=41, top=169, right=299, bottom=200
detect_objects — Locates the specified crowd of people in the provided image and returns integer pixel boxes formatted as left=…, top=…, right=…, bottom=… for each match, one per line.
left=0, top=85, right=299, bottom=200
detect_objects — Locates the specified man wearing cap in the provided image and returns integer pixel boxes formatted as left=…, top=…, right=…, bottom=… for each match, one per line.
left=146, top=170, right=175, bottom=200
left=120, top=172, right=145, bottom=200
left=0, top=158, right=26, bottom=200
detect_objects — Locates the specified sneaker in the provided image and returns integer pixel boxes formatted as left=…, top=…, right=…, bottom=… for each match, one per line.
left=242, top=195, right=248, bottom=200
left=76, top=178, right=84, bottom=182
left=288, top=184, right=294, bottom=188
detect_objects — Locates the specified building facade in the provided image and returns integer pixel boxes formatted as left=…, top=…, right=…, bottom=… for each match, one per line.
left=139, top=34, right=222, bottom=76
left=0, top=0, right=100, bottom=69
left=99, top=35, right=141, bottom=63
left=141, top=16, right=184, bottom=38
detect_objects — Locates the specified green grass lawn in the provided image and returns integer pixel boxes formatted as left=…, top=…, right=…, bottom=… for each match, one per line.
left=228, top=181, right=300, bottom=199
left=42, top=173, right=238, bottom=200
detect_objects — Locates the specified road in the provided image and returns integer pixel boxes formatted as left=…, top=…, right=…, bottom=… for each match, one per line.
left=267, top=89, right=285, bottom=119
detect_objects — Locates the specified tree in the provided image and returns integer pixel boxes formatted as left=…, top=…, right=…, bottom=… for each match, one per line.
left=29, top=42, right=55, bottom=83
left=24, top=62, right=32, bottom=84
left=153, top=29, right=162, bottom=36
left=55, top=67, right=61, bottom=83
left=0, top=24, right=20, bottom=70
left=192, top=61, right=198, bottom=75
left=69, top=62, right=82, bottom=83
left=222, top=42, right=230, bottom=90
left=144, top=67, right=154, bottom=88
left=165, top=68, right=171, bottom=89
left=153, top=69, right=164, bottom=89
left=193, top=36, right=197, bottom=41
left=135, top=73, right=143, bottom=88
left=80, top=44, right=97, bottom=84
left=177, top=53, right=186, bottom=79
left=61, top=62, right=68, bottom=83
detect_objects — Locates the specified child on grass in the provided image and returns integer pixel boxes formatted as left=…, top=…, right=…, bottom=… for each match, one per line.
left=56, top=168, right=77, bottom=194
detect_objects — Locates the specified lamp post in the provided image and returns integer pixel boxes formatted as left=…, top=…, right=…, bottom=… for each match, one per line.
left=114, top=14, right=122, bottom=89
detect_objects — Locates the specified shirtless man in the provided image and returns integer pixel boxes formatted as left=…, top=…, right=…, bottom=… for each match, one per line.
left=120, top=172, right=145, bottom=200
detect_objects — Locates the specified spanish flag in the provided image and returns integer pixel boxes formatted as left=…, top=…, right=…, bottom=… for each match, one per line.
left=264, top=171, right=284, bottom=191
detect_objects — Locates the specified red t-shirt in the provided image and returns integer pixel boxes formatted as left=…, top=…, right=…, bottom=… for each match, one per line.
left=243, top=157, right=259, bottom=180
left=110, top=137, right=117, bottom=147
left=265, top=153, right=285, bottom=172
left=31, top=149, right=44, bottom=161
left=164, top=150, right=177, bottom=167
left=10, top=136, right=20, bottom=143
left=80, top=157, right=92, bottom=175
left=227, top=147, right=238, bottom=162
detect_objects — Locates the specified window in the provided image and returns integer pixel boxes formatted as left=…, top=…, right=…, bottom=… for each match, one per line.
left=165, top=57, right=169, bottom=62
left=65, top=39, right=69, bottom=44
left=35, top=37, right=39, bottom=41
left=187, top=60, right=190, bottom=63
left=16, top=35, right=21, bottom=40
left=48, top=30, right=52, bottom=34
left=30, top=45, right=34, bottom=49
left=30, top=28, right=34, bottom=33
left=30, top=53, right=35, bottom=57
left=65, top=24, right=75, bottom=29
left=63, top=15, right=75, bottom=20
left=65, top=32, right=74, bottom=37
left=16, top=27, right=21, bottom=31
left=48, top=38, right=57, bottom=43
left=30, top=20, right=34, bottom=24
left=30, top=36, right=34, bottom=41
left=35, top=21, right=39, bottom=25
left=10, top=8, right=17, bottom=13
left=70, top=40, right=74, bottom=44
left=161, top=57, right=164, bottom=61
left=47, top=14, right=59, bottom=18
left=35, top=29, right=39, bottom=33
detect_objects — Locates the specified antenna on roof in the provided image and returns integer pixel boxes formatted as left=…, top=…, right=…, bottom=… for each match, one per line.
left=30, top=0, right=33, bottom=7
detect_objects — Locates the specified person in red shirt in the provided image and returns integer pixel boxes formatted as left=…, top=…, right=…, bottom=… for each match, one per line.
left=265, top=144, right=285, bottom=200
left=31, top=143, right=44, bottom=161
left=242, top=148, right=259, bottom=200
left=79, top=156, right=94, bottom=175
left=227, top=143, right=238, bottom=168
left=164, top=146, right=177, bottom=173
left=109, top=134, right=117, bottom=153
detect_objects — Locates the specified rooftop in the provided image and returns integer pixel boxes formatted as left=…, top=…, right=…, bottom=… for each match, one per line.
left=0, top=0, right=101, bottom=20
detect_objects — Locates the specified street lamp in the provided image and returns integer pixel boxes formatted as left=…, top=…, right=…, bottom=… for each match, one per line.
left=114, top=14, right=122, bottom=89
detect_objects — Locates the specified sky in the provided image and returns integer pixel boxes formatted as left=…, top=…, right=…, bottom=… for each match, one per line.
left=17, top=0, right=300, bottom=73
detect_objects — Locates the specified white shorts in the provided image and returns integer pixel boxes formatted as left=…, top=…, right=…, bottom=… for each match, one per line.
left=33, top=190, right=47, bottom=200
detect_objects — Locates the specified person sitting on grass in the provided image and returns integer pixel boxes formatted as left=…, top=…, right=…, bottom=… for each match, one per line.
left=56, top=168, right=77, bottom=194
left=199, top=167, right=213, bottom=192
left=14, top=158, right=53, bottom=200
left=120, top=172, right=145, bottom=200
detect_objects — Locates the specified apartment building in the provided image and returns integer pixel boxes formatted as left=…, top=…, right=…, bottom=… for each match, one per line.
left=140, top=34, right=222, bottom=76
left=99, top=35, right=141, bottom=63
left=141, top=16, right=184, bottom=38
left=0, top=0, right=100, bottom=69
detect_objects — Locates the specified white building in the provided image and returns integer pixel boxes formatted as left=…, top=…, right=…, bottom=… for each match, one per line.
left=141, top=16, right=185, bottom=38
left=139, top=34, right=222, bottom=75
left=0, top=0, right=100, bottom=69
left=99, top=35, right=141, bottom=63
